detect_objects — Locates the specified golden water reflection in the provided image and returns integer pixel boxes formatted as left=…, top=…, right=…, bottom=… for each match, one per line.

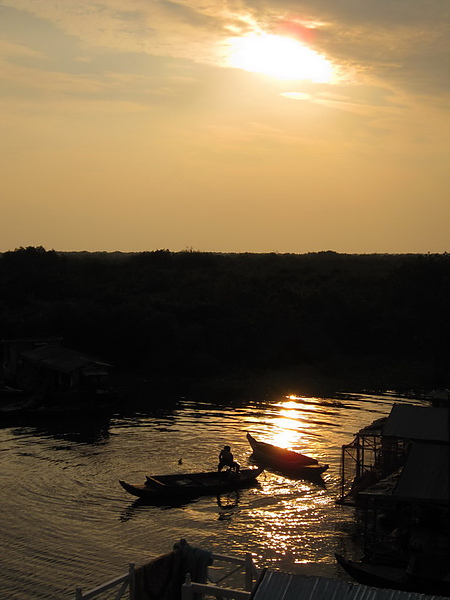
left=249, top=396, right=325, bottom=459
left=247, top=494, right=332, bottom=566
left=243, top=395, right=335, bottom=565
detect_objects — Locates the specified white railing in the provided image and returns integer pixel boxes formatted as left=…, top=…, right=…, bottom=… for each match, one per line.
left=208, top=552, right=257, bottom=591
left=75, top=563, right=135, bottom=600
left=181, top=573, right=251, bottom=600
left=75, top=550, right=258, bottom=600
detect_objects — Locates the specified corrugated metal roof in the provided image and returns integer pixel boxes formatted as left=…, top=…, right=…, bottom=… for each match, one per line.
left=20, top=344, right=110, bottom=374
left=250, top=570, right=449, bottom=600
left=394, top=442, right=449, bottom=503
left=382, top=404, right=448, bottom=443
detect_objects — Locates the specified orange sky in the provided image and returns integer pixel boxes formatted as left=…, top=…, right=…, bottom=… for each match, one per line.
left=1, top=1, right=450, bottom=253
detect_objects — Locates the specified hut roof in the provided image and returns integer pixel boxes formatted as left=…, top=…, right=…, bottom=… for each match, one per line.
left=20, top=344, right=110, bottom=374
left=382, top=404, right=449, bottom=443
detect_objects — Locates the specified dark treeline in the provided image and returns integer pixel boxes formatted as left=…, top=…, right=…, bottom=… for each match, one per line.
left=1, top=246, right=450, bottom=398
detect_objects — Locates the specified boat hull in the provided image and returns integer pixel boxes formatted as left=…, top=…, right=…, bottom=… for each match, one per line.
left=246, top=433, right=328, bottom=478
left=119, top=467, right=264, bottom=501
left=335, top=553, right=450, bottom=596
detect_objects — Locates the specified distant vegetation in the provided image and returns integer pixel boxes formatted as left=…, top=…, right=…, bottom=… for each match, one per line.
left=1, top=246, right=449, bottom=400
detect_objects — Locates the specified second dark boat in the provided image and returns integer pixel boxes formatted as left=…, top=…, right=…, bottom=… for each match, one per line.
left=246, top=432, right=329, bottom=478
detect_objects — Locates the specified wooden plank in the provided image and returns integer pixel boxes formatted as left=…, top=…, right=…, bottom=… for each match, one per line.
left=183, top=475, right=208, bottom=486
left=146, top=476, right=166, bottom=486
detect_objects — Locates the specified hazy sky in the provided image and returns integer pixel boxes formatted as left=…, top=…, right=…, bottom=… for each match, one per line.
left=1, top=1, right=450, bottom=253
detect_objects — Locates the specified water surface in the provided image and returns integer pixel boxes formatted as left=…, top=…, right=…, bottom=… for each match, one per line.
left=0, top=391, right=423, bottom=598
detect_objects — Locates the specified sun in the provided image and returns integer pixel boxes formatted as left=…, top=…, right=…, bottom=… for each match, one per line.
left=228, top=33, right=333, bottom=83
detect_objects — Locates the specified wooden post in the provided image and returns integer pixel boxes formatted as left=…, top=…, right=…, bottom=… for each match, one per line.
left=356, top=434, right=361, bottom=481
left=75, top=587, right=83, bottom=600
left=128, top=562, right=135, bottom=600
left=181, top=572, right=194, bottom=600
left=244, top=553, right=253, bottom=591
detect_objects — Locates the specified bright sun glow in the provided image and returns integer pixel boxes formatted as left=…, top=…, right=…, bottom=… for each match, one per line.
left=228, top=33, right=333, bottom=83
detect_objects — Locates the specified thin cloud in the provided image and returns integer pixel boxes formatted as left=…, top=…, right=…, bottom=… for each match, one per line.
left=0, top=38, right=45, bottom=59
left=2, top=0, right=449, bottom=100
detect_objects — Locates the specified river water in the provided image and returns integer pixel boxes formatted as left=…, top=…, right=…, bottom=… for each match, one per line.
left=0, top=391, right=424, bottom=599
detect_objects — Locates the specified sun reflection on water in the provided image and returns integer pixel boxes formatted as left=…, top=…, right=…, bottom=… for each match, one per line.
left=240, top=395, right=336, bottom=565
left=247, top=488, right=333, bottom=566
left=255, top=396, right=324, bottom=456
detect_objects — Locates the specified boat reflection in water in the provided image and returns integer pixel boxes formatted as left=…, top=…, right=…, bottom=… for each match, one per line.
left=217, top=490, right=241, bottom=510
left=119, top=496, right=193, bottom=522
left=119, top=489, right=243, bottom=523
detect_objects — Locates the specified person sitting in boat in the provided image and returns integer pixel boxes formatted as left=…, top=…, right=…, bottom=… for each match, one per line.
left=218, top=445, right=240, bottom=473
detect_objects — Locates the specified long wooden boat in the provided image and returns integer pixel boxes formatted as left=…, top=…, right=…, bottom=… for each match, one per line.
left=335, top=553, right=450, bottom=596
left=119, top=467, right=264, bottom=501
left=246, top=433, right=328, bottom=477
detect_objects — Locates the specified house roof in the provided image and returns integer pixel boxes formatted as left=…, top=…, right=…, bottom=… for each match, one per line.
left=382, top=404, right=449, bottom=443
left=358, top=416, right=388, bottom=437
left=250, top=570, right=448, bottom=600
left=20, top=344, right=110, bottom=374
